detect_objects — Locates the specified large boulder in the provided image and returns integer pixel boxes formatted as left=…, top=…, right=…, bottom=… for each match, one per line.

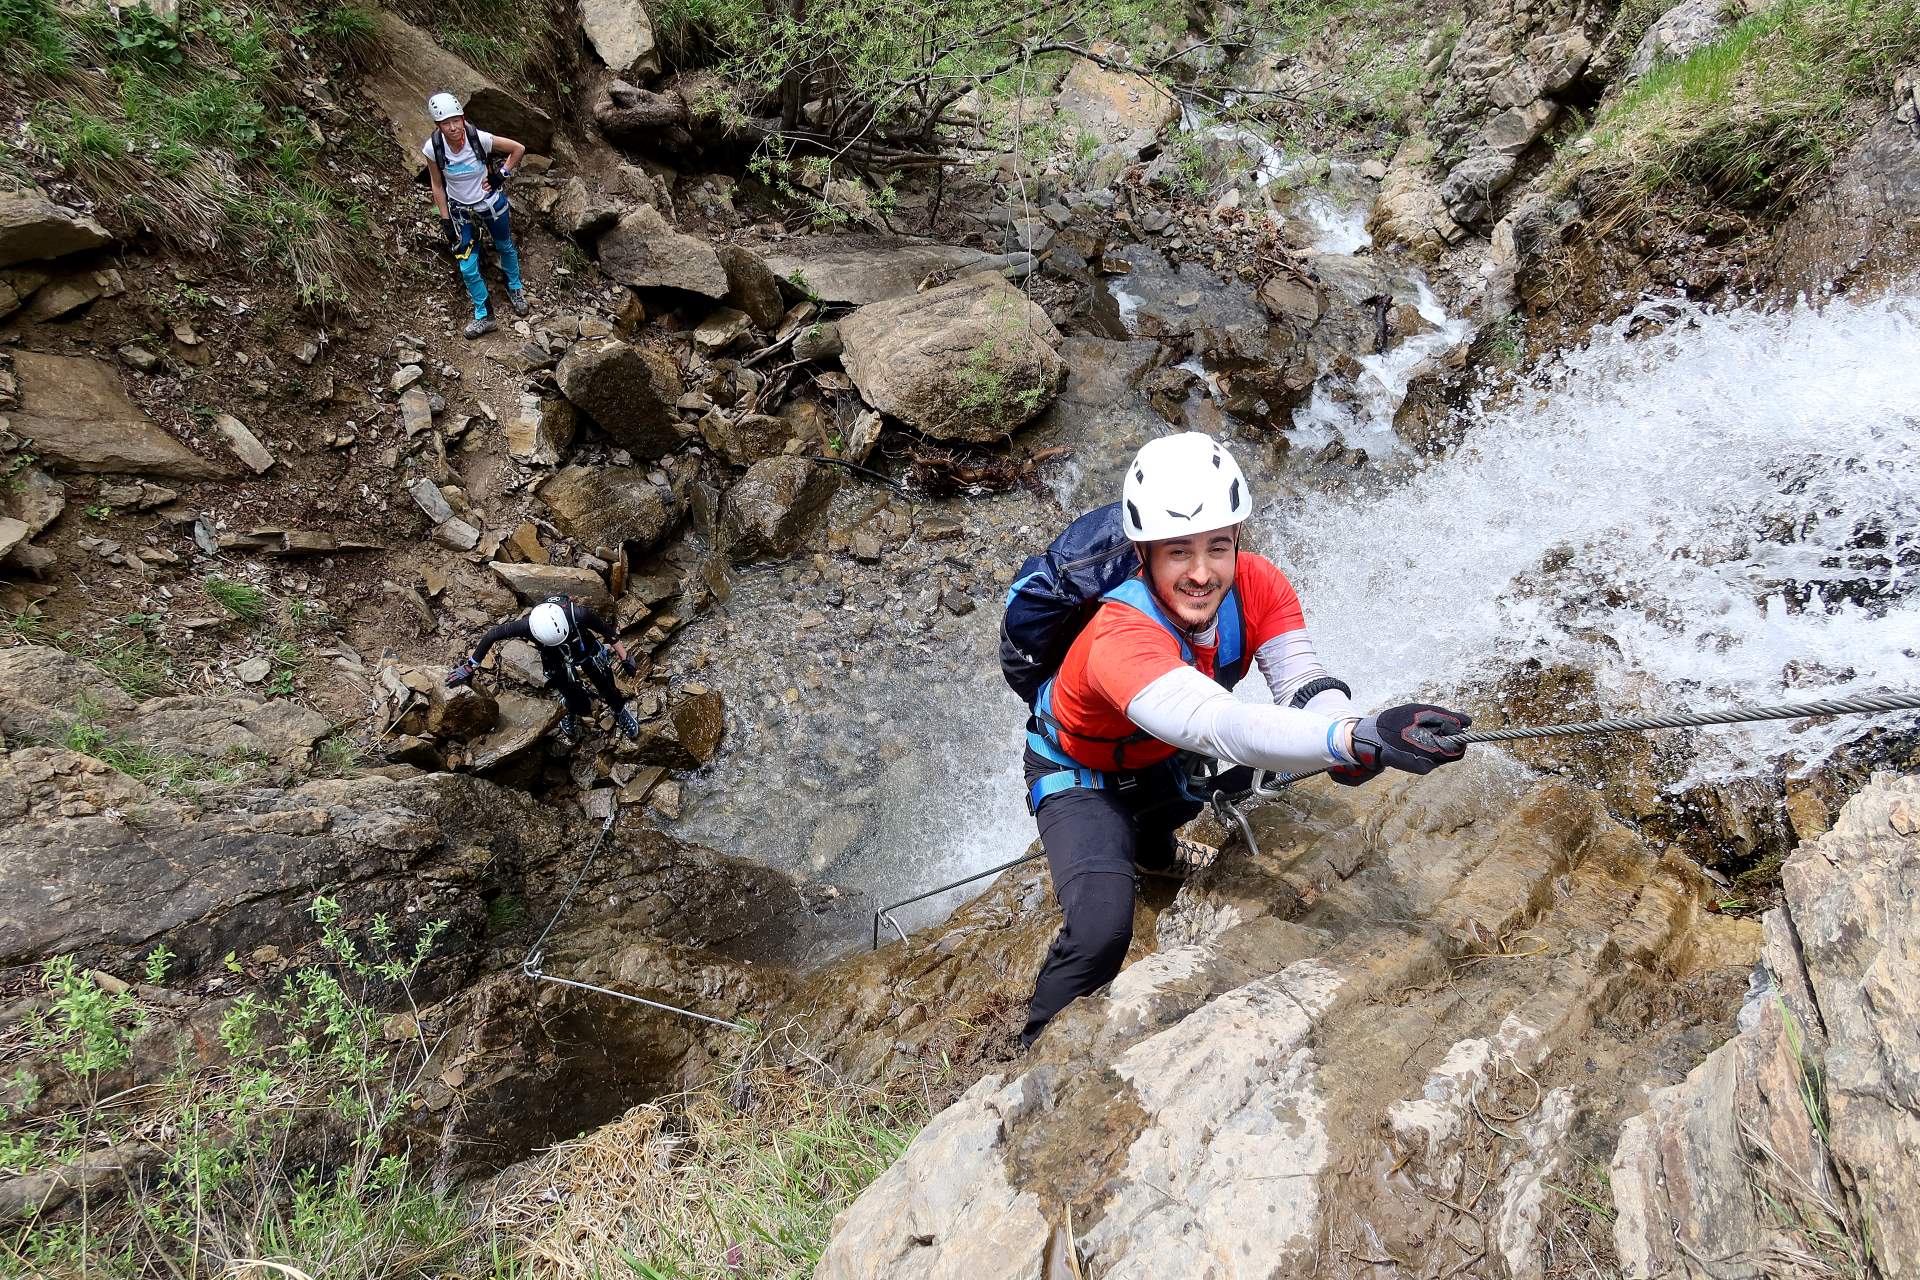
left=0, top=180, right=112, bottom=269
left=553, top=339, right=684, bottom=459
left=8, top=351, right=225, bottom=480
left=360, top=10, right=553, bottom=163
left=0, top=646, right=137, bottom=742
left=536, top=465, right=681, bottom=551
left=487, top=561, right=614, bottom=611
left=760, top=237, right=999, bottom=305
left=1759, top=97, right=1920, bottom=294
left=838, top=273, right=1064, bottom=442
left=1053, top=56, right=1180, bottom=161
left=547, top=178, right=623, bottom=242
left=698, top=411, right=795, bottom=467
left=506, top=391, right=576, bottom=465
left=578, top=0, right=659, bottom=79
left=1612, top=773, right=1920, bottom=1277
left=719, top=456, right=838, bottom=563
left=595, top=205, right=728, bottom=298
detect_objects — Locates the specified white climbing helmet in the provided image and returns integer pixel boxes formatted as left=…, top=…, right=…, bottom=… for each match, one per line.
left=427, top=92, right=464, bottom=122
left=529, top=602, right=570, bottom=646
left=1120, top=432, right=1253, bottom=542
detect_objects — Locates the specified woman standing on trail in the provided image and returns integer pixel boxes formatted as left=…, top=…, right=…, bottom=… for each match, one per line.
left=1006, top=432, right=1475, bottom=1047
left=422, top=91, right=529, bottom=339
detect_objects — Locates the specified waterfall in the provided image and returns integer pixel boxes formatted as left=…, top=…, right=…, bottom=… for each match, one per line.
left=1263, top=287, right=1920, bottom=779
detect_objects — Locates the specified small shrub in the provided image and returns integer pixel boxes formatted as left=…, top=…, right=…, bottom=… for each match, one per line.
left=1, top=903, right=463, bottom=1277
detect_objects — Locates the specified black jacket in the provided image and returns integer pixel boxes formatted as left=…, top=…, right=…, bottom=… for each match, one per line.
left=471, top=603, right=615, bottom=663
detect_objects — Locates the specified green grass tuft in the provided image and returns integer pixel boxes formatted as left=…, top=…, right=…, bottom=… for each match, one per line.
left=1564, top=0, right=1920, bottom=219
left=204, top=575, right=271, bottom=624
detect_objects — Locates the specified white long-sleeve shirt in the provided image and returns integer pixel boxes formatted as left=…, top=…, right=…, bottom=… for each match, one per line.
left=1127, top=629, right=1354, bottom=774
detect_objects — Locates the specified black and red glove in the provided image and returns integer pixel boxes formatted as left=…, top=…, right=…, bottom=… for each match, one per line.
left=1333, top=703, right=1472, bottom=784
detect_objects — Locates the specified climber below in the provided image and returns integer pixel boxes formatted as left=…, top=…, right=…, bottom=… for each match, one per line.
left=1001, top=432, right=1473, bottom=1047
left=421, top=90, right=529, bottom=339
left=448, top=598, right=640, bottom=743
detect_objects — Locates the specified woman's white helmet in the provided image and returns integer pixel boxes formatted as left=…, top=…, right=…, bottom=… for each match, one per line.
left=427, top=92, right=464, bottom=122
left=529, top=602, right=570, bottom=646
left=1121, top=432, right=1252, bottom=542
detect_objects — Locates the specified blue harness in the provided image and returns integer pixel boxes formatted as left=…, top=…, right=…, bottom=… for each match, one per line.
left=1025, top=577, right=1247, bottom=812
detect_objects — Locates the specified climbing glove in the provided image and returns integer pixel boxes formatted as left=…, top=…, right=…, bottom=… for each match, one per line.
left=1334, top=703, right=1472, bottom=783
left=620, top=654, right=639, bottom=678
left=446, top=656, right=478, bottom=688
left=440, top=215, right=458, bottom=248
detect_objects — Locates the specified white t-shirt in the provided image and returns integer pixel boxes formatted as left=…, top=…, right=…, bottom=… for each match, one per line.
left=421, top=127, right=496, bottom=207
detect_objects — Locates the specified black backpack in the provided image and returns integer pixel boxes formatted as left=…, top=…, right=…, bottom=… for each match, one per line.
left=419, top=122, right=503, bottom=195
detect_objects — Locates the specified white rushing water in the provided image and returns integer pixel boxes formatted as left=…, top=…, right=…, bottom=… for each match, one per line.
left=1262, top=287, right=1920, bottom=779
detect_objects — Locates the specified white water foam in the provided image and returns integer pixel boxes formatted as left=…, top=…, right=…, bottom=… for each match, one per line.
left=1262, top=287, right=1920, bottom=778
left=1290, top=279, right=1475, bottom=451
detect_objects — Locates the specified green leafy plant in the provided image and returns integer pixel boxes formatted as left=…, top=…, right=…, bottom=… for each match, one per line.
left=142, top=944, right=177, bottom=985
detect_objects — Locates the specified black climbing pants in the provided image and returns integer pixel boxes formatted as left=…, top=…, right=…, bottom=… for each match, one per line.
left=541, top=646, right=626, bottom=719
left=1019, top=749, right=1251, bottom=1047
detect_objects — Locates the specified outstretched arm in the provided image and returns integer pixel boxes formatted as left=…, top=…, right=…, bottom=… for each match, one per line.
left=1127, top=667, right=1358, bottom=774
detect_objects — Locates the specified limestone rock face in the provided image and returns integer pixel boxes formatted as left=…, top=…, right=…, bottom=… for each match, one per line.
left=595, top=205, right=728, bottom=298
left=760, top=237, right=999, bottom=305
left=718, top=456, right=838, bottom=563
left=1760, top=102, right=1920, bottom=294
left=0, top=179, right=112, bottom=268
left=1053, top=56, right=1180, bottom=160
left=0, top=645, right=137, bottom=741
left=1626, top=0, right=1738, bottom=78
left=361, top=10, right=554, bottom=162
left=1613, top=772, right=1920, bottom=1278
left=578, top=0, right=659, bottom=79
left=839, top=273, right=1064, bottom=442
left=1368, top=135, right=1468, bottom=261
left=1428, top=0, right=1594, bottom=224
left=815, top=763, right=1764, bottom=1279
left=8, top=351, right=224, bottom=480
left=698, top=411, right=794, bottom=467
left=554, top=339, right=684, bottom=459
left=122, top=696, right=332, bottom=764
left=537, top=464, right=681, bottom=550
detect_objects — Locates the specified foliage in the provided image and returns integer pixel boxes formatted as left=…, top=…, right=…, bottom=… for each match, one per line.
left=0, top=903, right=464, bottom=1278
left=60, top=695, right=260, bottom=793
left=484, top=1040, right=923, bottom=1279
left=1562, top=0, right=1920, bottom=219
left=2, top=0, right=379, bottom=303
left=654, top=0, right=1182, bottom=179
left=2, top=611, right=180, bottom=698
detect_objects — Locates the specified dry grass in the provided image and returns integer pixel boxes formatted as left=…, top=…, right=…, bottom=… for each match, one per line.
left=483, top=1034, right=925, bottom=1280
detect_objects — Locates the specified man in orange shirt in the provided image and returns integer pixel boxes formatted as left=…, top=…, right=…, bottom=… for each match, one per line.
left=1019, top=433, right=1472, bottom=1046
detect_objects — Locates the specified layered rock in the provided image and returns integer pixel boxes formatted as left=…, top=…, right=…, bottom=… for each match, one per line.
left=1428, top=0, right=1596, bottom=224
left=8, top=351, right=224, bottom=480
left=816, top=762, right=1762, bottom=1278
left=1612, top=772, right=1920, bottom=1278
left=761, top=237, right=1000, bottom=305
left=0, top=179, right=112, bottom=268
left=839, top=273, right=1065, bottom=442
left=361, top=10, right=554, bottom=161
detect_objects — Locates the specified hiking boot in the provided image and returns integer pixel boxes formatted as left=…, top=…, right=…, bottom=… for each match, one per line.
left=463, top=314, right=497, bottom=339
left=556, top=714, right=578, bottom=744
left=508, top=288, right=530, bottom=317
left=615, top=707, right=641, bottom=740
left=1132, top=857, right=1189, bottom=882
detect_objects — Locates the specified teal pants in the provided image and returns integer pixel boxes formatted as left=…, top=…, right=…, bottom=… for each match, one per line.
left=451, top=190, right=523, bottom=320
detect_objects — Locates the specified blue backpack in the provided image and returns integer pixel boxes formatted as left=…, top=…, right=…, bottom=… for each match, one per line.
left=1000, top=503, right=1251, bottom=708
